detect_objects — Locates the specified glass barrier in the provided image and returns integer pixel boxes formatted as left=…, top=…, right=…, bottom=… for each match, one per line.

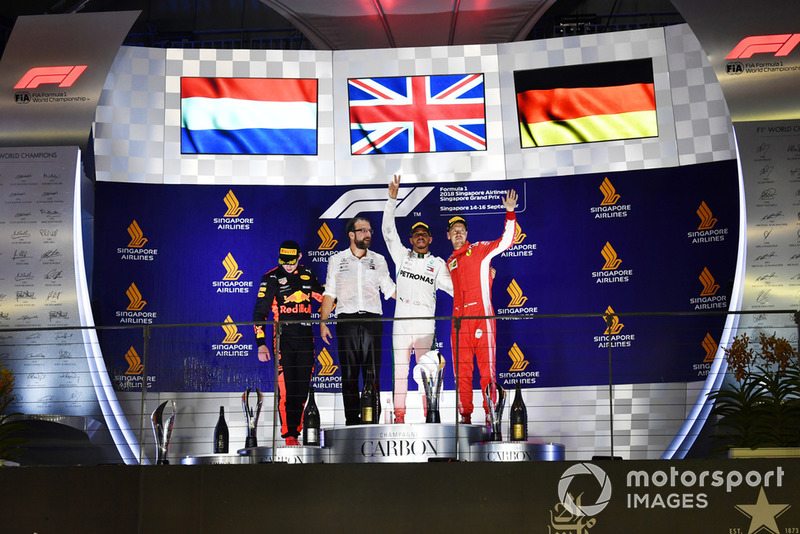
left=1, top=309, right=798, bottom=465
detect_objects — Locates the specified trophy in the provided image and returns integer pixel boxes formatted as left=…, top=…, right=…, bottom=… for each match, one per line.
left=151, top=399, right=176, bottom=465
left=242, top=387, right=263, bottom=448
left=484, top=383, right=505, bottom=441
left=419, top=351, right=445, bottom=423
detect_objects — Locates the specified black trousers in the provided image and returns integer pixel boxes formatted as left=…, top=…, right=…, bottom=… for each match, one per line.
left=274, top=326, right=315, bottom=438
left=336, top=313, right=382, bottom=425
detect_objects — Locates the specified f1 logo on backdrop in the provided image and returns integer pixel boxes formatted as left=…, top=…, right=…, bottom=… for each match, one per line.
left=319, top=186, right=434, bottom=219
left=726, top=34, right=800, bottom=59
left=15, top=66, right=88, bottom=89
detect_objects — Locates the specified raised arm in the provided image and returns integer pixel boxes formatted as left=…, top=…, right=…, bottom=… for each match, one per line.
left=382, top=174, right=407, bottom=267
left=502, top=189, right=518, bottom=212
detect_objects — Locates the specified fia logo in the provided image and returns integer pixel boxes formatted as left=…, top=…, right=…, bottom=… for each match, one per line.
left=15, top=92, right=31, bottom=104
left=726, top=63, right=744, bottom=75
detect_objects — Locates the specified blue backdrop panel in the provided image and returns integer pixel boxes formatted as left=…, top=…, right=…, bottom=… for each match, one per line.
left=93, top=160, right=739, bottom=393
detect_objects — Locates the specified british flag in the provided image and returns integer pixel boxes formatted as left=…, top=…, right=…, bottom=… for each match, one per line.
left=348, top=74, right=486, bottom=155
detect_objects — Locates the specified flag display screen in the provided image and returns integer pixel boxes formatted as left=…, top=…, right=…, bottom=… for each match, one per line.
left=348, top=73, right=486, bottom=154
left=180, top=77, right=318, bottom=155
left=514, top=58, right=657, bottom=148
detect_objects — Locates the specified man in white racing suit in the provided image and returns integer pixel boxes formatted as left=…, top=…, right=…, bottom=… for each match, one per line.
left=382, top=175, right=453, bottom=423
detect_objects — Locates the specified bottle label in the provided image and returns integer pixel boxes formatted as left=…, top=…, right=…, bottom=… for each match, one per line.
left=513, top=424, right=524, bottom=440
left=304, top=429, right=319, bottom=445
left=362, top=407, right=373, bottom=422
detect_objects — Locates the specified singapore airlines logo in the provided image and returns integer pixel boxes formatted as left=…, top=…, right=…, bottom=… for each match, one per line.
left=602, top=306, right=624, bottom=335
left=124, top=347, right=144, bottom=375
left=601, top=242, right=622, bottom=270
left=508, top=343, right=529, bottom=372
left=223, top=190, right=244, bottom=217
left=600, top=178, right=620, bottom=205
left=696, top=201, right=717, bottom=230
left=318, top=223, right=339, bottom=250
left=120, top=221, right=156, bottom=261
left=513, top=222, right=526, bottom=245
left=127, top=220, right=148, bottom=248
left=221, top=316, right=243, bottom=344
left=503, top=221, right=536, bottom=258
left=699, top=267, right=720, bottom=296
left=702, top=333, right=717, bottom=363
left=507, top=280, right=528, bottom=307
left=126, top=283, right=147, bottom=311
left=317, top=348, right=339, bottom=376
left=591, top=178, right=629, bottom=219
left=222, top=253, right=243, bottom=280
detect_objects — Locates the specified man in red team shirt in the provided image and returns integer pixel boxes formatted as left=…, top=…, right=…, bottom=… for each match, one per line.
left=446, top=190, right=518, bottom=424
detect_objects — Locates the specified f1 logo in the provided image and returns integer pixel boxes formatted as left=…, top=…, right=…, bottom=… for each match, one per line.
left=14, top=66, right=87, bottom=89
left=726, top=34, right=800, bottom=59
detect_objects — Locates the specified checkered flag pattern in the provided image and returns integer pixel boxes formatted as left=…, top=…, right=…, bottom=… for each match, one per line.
left=665, top=24, right=736, bottom=165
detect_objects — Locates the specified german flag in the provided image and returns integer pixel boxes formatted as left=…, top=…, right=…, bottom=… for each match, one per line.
left=515, top=58, right=657, bottom=148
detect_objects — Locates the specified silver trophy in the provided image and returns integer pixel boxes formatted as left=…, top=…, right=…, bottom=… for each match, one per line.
left=151, top=399, right=176, bottom=465
left=419, top=351, right=445, bottom=423
left=242, top=387, right=263, bottom=448
left=484, top=383, right=505, bottom=441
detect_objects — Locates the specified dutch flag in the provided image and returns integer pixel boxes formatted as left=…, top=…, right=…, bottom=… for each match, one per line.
left=180, top=77, right=318, bottom=155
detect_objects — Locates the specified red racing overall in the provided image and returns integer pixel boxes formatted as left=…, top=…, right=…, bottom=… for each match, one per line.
left=447, top=211, right=516, bottom=420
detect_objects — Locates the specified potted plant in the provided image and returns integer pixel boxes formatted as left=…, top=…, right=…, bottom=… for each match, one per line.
left=709, top=331, right=800, bottom=457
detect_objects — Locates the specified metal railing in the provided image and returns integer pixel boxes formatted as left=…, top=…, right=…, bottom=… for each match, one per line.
left=2, top=308, right=798, bottom=465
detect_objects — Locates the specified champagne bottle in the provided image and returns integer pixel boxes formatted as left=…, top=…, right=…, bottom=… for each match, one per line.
left=213, top=406, right=229, bottom=453
left=509, top=383, right=527, bottom=442
left=303, top=386, right=321, bottom=446
left=361, top=369, right=377, bottom=424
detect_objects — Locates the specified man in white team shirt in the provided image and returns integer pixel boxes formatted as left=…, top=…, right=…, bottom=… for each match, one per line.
left=320, top=216, right=395, bottom=426
left=382, top=175, right=453, bottom=424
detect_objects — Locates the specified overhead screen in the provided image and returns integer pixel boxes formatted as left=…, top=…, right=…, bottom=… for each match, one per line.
left=514, top=58, right=657, bottom=147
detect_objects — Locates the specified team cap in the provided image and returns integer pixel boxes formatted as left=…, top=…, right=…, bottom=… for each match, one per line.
left=278, top=240, right=301, bottom=265
left=410, top=221, right=430, bottom=235
left=447, top=216, right=467, bottom=231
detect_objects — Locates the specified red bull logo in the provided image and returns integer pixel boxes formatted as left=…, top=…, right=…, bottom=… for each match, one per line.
left=284, top=290, right=310, bottom=304
left=280, top=291, right=311, bottom=314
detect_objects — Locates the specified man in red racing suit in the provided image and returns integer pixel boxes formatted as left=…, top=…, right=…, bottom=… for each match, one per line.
left=253, top=240, right=323, bottom=446
left=446, top=190, right=518, bottom=424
